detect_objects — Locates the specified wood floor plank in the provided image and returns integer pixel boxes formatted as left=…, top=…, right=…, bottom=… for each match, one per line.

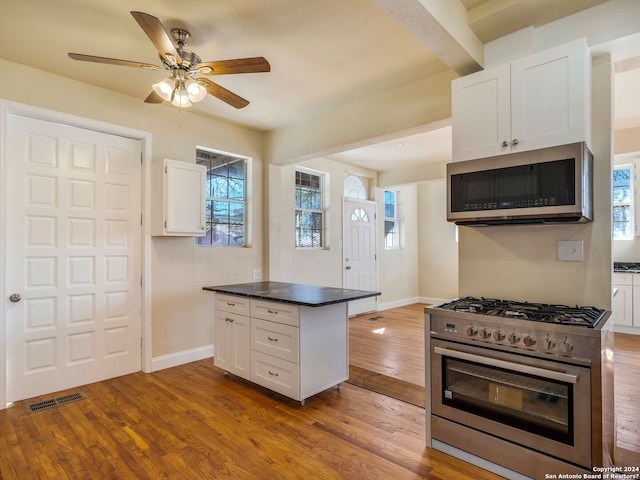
left=2, top=304, right=637, bottom=478
left=0, top=361, right=504, bottom=480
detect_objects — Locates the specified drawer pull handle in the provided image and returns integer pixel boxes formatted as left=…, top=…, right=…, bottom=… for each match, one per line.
left=227, top=302, right=236, bottom=307
left=268, top=370, right=279, bottom=377
left=267, top=336, right=278, bottom=342
left=267, top=309, right=278, bottom=314
left=225, top=317, right=234, bottom=323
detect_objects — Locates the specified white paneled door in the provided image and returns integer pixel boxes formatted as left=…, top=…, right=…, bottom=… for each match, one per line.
left=5, top=114, right=142, bottom=403
left=343, top=198, right=377, bottom=316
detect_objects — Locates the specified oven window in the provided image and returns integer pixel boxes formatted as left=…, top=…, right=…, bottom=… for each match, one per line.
left=442, top=357, right=573, bottom=445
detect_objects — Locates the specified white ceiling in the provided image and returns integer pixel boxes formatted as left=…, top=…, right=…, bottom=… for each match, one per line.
left=1, top=0, right=638, bottom=173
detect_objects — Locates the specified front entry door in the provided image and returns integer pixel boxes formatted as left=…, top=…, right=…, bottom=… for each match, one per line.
left=343, top=198, right=377, bottom=315
left=5, top=114, right=142, bottom=403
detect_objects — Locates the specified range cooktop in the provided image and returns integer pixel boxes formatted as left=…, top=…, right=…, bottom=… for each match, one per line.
left=434, top=296, right=606, bottom=328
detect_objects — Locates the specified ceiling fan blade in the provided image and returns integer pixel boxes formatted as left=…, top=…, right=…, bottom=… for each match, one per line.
left=196, top=57, right=271, bottom=75
left=68, top=53, right=161, bottom=70
left=198, top=78, right=250, bottom=109
left=144, top=91, right=164, bottom=104
left=130, top=11, right=182, bottom=66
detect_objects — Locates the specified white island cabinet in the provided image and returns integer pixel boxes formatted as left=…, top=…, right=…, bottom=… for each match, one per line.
left=204, top=281, right=380, bottom=403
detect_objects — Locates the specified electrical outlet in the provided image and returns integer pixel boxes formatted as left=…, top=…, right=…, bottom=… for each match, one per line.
left=252, top=269, right=262, bottom=280
left=558, top=240, right=583, bottom=262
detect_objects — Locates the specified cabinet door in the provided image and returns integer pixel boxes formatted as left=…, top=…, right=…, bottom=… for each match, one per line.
left=510, top=38, right=588, bottom=152
left=152, top=159, right=206, bottom=236
left=251, top=300, right=299, bottom=326
left=251, top=350, right=299, bottom=400
left=452, top=63, right=511, bottom=161
left=214, top=312, right=250, bottom=379
left=614, top=285, right=633, bottom=327
left=633, top=286, right=640, bottom=329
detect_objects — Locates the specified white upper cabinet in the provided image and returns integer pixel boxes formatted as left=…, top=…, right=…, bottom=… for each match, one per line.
left=452, top=38, right=590, bottom=162
left=151, top=158, right=206, bottom=236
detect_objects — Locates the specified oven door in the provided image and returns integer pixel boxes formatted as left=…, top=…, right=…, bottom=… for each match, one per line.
left=431, top=339, right=591, bottom=468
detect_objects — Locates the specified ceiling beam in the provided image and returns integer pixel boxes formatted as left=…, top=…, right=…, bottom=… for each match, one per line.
left=373, top=0, right=483, bottom=76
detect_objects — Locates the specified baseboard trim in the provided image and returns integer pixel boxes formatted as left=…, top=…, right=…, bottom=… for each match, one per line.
left=377, top=297, right=422, bottom=311
left=419, top=296, right=450, bottom=306
left=151, top=345, right=213, bottom=372
left=376, top=296, right=450, bottom=311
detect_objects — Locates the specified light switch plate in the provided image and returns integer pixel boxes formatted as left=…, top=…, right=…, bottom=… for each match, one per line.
left=558, top=240, right=584, bottom=262
left=252, top=269, right=262, bottom=280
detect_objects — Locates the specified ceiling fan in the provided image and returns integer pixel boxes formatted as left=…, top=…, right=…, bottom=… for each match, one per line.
left=68, top=11, right=270, bottom=109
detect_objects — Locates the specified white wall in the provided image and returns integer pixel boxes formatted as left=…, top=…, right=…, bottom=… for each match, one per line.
left=376, top=184, right=420, bottom=308
left=417, top=179, right=459, bottom=303
left=0, top=59, right=266, bottom=360
left=268, top=157, right=376, bottom=288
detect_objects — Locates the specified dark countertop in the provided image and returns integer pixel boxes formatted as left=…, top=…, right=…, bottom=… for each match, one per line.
left=203, top=281, right=381, bottom=307
left=614, top=262, right=640, bottom=273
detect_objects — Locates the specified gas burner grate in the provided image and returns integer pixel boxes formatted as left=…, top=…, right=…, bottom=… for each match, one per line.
left=436, top=296, right=606, bottom=328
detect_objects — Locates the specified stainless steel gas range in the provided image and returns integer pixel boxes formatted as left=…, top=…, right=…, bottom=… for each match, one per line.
left=425, top=297, right=615, bottom=479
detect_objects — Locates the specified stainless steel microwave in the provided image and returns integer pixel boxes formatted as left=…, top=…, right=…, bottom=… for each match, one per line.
left=447, top=142, right=593, bottom=225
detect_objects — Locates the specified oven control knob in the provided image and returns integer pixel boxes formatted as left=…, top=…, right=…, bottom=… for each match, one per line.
left=523, top=335, right=536, bottom=347
left=492, top=329, right=505, bottom=341
left=465, top=325, right=478, bottom=337
left=542, top=336, right=556, bottom=351
left=479, top=327, right=491, bottom=339
left=507, top=332, right=520, bottom=344
left=559, top=338, right=574, bottom=354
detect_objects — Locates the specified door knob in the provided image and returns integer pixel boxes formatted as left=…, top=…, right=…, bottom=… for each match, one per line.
left=9, top=293, right=21, bottom=303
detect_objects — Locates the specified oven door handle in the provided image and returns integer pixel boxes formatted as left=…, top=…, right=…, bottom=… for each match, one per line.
left=433, top=346, right=578, bottom=384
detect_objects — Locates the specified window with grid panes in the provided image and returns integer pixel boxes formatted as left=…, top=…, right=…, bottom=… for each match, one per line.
left=613, top=165, right=633, bottom=240
left=295, top=169, right=324, bottom=248
left=384, top=190, right=399, bottom=249
left=196, top=148, right=247, bottom=246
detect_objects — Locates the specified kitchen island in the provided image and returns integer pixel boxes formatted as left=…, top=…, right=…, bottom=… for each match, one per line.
left=203, top=281, right=380, bottom=403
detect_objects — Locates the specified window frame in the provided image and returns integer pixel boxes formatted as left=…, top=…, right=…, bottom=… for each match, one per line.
left=384, top=189, right=400, bottom=250
left=613, top=163, right=634, bottom=240
left=295, top=167, right=325, bottom=249
left=196, top=147, right=249, bottom=247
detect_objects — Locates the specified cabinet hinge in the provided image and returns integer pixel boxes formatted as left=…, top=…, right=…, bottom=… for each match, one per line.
left=140, top=213, right=143, bottom=226
left=140, top=152, right=143, bottom=164
left=165, top=165, right=168, bottom=174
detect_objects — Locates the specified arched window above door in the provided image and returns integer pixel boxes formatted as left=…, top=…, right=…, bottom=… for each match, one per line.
left=344, top=175, right=367, bottom=199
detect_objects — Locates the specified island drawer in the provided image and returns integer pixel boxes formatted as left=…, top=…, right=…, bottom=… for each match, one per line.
left=251, top=318, right=299, bottom=363
left=251, top=351, right=299, bottom=400
left=215, top=294, right=250, bottom=316
left=251, top=300, right=299, bottom=326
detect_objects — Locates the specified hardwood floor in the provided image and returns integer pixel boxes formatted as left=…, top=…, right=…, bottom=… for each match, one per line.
left=349, top=303, right=426, bottom=387
left=0, top=360, right=502, bottom=480
left=348, top=304, right=640, bottom=466
left=1, top=305, right=637, bottom=478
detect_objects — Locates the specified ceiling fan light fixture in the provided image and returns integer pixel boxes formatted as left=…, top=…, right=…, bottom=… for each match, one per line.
left=152, top=77, right=174, bottom=101
left=186, top=78, right=207, bottom=102
left=171, top=85, right=193, bottom=108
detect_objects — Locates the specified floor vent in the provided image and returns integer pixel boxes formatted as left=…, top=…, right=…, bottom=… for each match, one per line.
left=368, top=315, right=384, bottom=321
left=26, top=392, right=86, bottom=413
